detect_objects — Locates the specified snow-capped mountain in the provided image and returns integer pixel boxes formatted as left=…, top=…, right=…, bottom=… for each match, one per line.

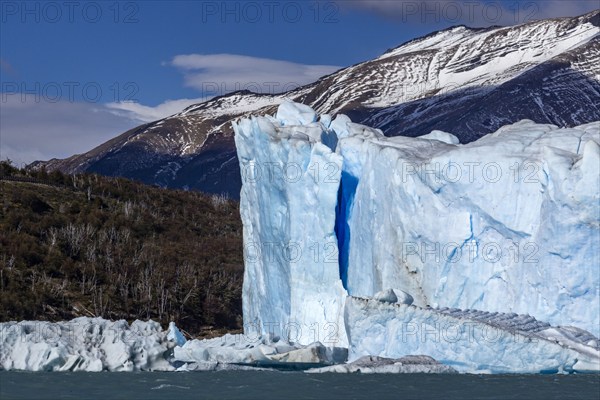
left=35, top=10, right=600, bottom=198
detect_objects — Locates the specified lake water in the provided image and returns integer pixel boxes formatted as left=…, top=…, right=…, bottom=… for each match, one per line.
left=1, top=371, right=599, bottom=400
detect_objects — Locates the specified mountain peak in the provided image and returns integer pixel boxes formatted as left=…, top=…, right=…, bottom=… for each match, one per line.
left=35, top=11, right=600, bottom=198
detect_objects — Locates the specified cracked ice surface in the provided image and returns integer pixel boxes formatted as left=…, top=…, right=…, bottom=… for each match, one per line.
left=337, top=119, right=600, bottom=336
left=0, top=318, right=175, bottom=372
left=233, top=103, right=348, bottom=346
left=234, top=100, right=599, bottom=359
left=345, top=297, right=600, bottom=373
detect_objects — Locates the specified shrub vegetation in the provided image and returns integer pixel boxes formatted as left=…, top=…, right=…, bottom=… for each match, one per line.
left=0, top=161, right=243, bottom=337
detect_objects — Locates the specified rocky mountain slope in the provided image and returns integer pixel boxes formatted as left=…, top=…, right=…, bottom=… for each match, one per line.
left=35, top=10, right=600, bottom=198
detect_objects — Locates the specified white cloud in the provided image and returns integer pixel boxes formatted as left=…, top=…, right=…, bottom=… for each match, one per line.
left=0, top=96, right=216, bottom=165
left=0, top=94, right=138, bottom=166
left=343, top=0, right=598, bottom=26
left=0, top=94, right=213, bottom=165
left=0, top=54, right=340, bottom=165
left=106, top=54, right=340, bottom=122
left=105, top=97, right=208, bottom=123
left=169, top=54, right=341, bottom=95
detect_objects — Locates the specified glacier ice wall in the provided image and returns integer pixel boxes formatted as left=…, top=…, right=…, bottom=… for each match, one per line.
left=234, top=101, right=599, bottom=351
left=337, top=120, right=600, bottom=336
left=233, top=102, right=348, bottom=346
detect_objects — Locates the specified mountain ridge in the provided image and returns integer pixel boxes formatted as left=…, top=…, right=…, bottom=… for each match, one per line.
left=32, top=10, right=600, bottom=198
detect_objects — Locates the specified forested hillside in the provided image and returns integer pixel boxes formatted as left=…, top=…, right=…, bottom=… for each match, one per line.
left=0, top=161, right=243, bottom=337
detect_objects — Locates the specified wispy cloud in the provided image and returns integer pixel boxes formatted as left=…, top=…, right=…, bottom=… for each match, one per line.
left=106, top=54, right=340, bottom=124
left=1, top=96, right=218, bottom=165
left=169, top=54, right=341, bottom=96
left=0, top=95, right=138, bottom=166
left=106, top=54, right=339, bottom=121
left=105, top=98, right=208, bottom=123
left=343, top=0, right=598, bottom=26
left=1, top=54, right=340, bottom=164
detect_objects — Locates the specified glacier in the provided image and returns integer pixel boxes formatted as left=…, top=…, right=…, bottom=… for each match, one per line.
left=338, top=119, right=600, bottom=336
left=231, top=101, right=600, bottom=373
left=233, top=102, right=348, bottom=347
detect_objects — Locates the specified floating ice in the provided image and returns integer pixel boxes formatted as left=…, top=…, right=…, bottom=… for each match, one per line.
left=173, top=333, right=347, bottom=370
left=0, top=318, right=175, bottom=372
left=305, top=355, right=457, bottom=374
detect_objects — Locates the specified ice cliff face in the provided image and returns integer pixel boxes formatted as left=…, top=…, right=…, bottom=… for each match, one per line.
left=233, top=102, right=348, bottom=346
left=338, top=119, right=600, bottom=337
left=233, top=101, right=600, bottom=366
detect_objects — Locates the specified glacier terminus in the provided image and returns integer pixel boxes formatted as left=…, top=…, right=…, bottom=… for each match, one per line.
left=230, top=101, right=600, bottom=374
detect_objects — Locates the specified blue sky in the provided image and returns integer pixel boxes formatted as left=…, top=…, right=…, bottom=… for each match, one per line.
left=1, top=0, right=598, bottom=165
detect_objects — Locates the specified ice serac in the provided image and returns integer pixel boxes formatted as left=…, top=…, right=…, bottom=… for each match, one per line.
left=233, top=101, right=348, bottom=346
left=338, top=120, right=600, bottom=336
